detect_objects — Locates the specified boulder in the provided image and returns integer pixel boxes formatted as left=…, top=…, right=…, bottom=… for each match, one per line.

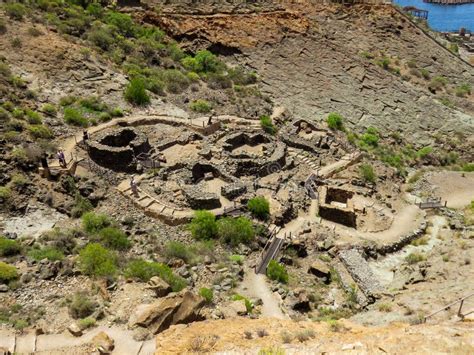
left=146, top=276, right=171, bottom=297
left=0, top=284, right=9, bottom=292
left=308, top=259, right=331, bottom=281
left=221, top=300, right=248, bottom=319
left=92, top=331, right=114, bottom=354
left=292, top=289, right=311, bottom=312
left=67, top=323, right=83, bottom=337
left=130, top=291, right=205, bottom=334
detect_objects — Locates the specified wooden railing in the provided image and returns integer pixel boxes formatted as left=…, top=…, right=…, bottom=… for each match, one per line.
left=424, top=292, right=474, bottom=322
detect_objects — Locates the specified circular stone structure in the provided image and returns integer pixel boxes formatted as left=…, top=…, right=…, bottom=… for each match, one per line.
left=88, top=127, right=151, bottom=172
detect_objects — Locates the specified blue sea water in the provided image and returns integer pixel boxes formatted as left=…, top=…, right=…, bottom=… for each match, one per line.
left=394, top=0, right=474, bottom=32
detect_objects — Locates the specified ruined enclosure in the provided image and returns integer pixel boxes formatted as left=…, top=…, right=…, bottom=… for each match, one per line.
left=87, top=128, right=151, bottom=172
left=325, top=187, right=354, bottom=205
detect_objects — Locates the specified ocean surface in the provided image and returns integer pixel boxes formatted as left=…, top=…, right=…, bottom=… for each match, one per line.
left=394, top=0, right=474, bottom=32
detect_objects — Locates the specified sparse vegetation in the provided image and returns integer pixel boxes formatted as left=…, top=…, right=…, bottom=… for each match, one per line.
left=359, top=163, right=376, bottom=183
left=378, top=302, right=393, bottom=312
left=217, top=217, right=255, bottom=246
left=124, top=259, right=186, bottom=291
left=199, top=287, right=213, bottom=303
left=98, top=227, right=131, bottom=251
left=0, top=237, right=21, bottom=257
left=455, top=84, right=471, bottom=98
left=64, top=107, right=88, bottom=127
left=124, top=78, right=150, bottom=106
left=189, top=99, right=212, bottom=113
left=68, top=293, right=96, bottom=319
left=405, top=252, right=426, bottom=265
left=82, top=212, right=111, bottom=234
left=28, top=247, right=64, bottom=261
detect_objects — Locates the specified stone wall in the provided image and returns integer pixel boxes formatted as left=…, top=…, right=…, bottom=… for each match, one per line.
left=318, top=205, right=357, bottom=228
left=325, top=187, right=354, bottom=204
left=88, top=128, right=151, bottom=172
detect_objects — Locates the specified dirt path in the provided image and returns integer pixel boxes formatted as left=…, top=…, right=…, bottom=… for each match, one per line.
left=0, top=326, right=155, bottom=354
left=427, top=171, right=474, bottom=209
left=238, top=269, right=288, bottom=319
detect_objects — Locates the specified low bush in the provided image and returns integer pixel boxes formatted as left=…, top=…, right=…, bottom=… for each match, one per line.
left=359, top=163, right=376, bottom=183
left=124, top=259, right=186, bottom=291
left=78, top=243, right=117, bottom=277
left=25, top=109, right=42, bottom=124
left=162, top=69, right=189, bottom=94
left=164, top=241, right=195, bottom=264
left=42, top=103, right=57, bottom=116
left=78, top=317, right=96, bottom=330
left=64, top=107, right=88, bottom=127
left=247, top=196, right=270, bottom=220
left=5, top=3, right=27, bottom=20
left=0, top=237, right=21, bottom=256
left=405, top=252, right=426, bottom=265
left=231, top=294, right=253, bottom=313
left=0, top=262, right=18, bottom=283
left=455, top=84, right=471, bottom=98
left=376, top=56, right=391, bottom=70
left=189, top=99, right=212, bottom=113
left=260, top=115, right=276, bottom=135
left=326, top=112, right=344, bottom=130
left=28, top=247, right=64, bottom=261
left=199, top=287, right=213, bottom=303
left=10, top=174, right=29, bottom=188
left=98, top=227, right=131, bottom=250
left=82, top=212, right=110, bottom=233
left=28, top=125, right=53, bottom=139
left=182, top=50, right=223, bottom=74
left=124, top=78, right=150, bottom=106
left=0, top=186, right=12, bottom=201
left=420, top=68, right=430, bottom=80
left=68, top=293, right=96, bottom=319
left=87, top=28, right=114, bottom=51
left=359, top=127, right=379, bottom=149
left=462, top=163, right=474, bottom=172
left=416, top=146, right=433, bottom=159
left=188, top=210, right=217, bottom=240
left=217, top=217, right=255, bottom=246
left=267, top=260, right=288, bottom=284
left=71, top=194, right=93, bottom=218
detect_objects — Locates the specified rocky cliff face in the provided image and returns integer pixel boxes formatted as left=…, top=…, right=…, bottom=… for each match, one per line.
left=144, top=2, right=474, bottom=145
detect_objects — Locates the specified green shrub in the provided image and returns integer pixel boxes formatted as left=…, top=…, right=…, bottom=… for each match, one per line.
left=189, top=99, right=212, bottom=113
left=376, top=57, right=391, bottom=70
left=162, top=69, right=189, bottom=94
left=64, top=107, right=88, bottom=127
left=462, top=163, right=474, bottom=172
left=69, top=293, right=96, bottom=319
left=188, top=210, right=217, bottom=240
left=430, top=76, right=448, bottom=91
left=82, top=212, right=110, bottom=233
left=98, top=227, right=130, bottom=250
left=420, top=68, right=430, bottom=80
left=105, top=11, right=135, bottom=36
left=228, top=66, right=257, bottom=86
left=359, top=163, right=376, bottom=183
left=25, top=110, right=42, bottom=124
left=78, top=317, right=96, bottom=330
left=60, top=95, right=77, bottom=107
left=79, top=96, right=108, bottom=112
left=0, top=262, right=18, bottom=283
left=42, top=104, right=57, bottom=116
left=326, top=112, right=344, bottom=130
left=448, top=43, right=459, bottom=54
left=78, top=243, right=117, bottom=277
left=5, top=3, right=27, bottom=20
left=455, top=84, right=471, bottom=97
left=405, top=252, right=426, bottom=265
left=359, top=127, right=379, bottom=148
left=28, top=247, right=64, bottom=261
left=199, top=287, right=213, bottom=303
left=109, top=108, right=124, bottom=117
left=267, top=260, right=288, bottom=284
left=0, top=237, right=21, bottom=256
left=182, top=50, right=223, bottom=74
left=124, top=259, right=187, bottom=291
left=416, top=146, right=433, bottom=159
left=28, top=124, right=53, bottom=139
left=260, top=115, right=276, bottom=135
left=0, top=186, right=11, bottom=201
left=217, top=217, right=255, bottom=246
left=87, top=28, right=114, bottom=50
left=10, top=174, right=29, bottom=188
left=247, top=196, right=270, bottom=220
left=229, top=254, right=244, bottom=265
left=71, top=194, right=93, bottom=218
left=124, top=78, right=150, bottom=106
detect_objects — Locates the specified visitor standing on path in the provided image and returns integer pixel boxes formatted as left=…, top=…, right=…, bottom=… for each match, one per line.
left=130, top=175, right=138, bottom=196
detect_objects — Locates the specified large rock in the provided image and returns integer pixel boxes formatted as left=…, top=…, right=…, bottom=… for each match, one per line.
left=220, top=300, right=248, bottom=319
left=130, top=291, right=205, bottom=334
left=67, top=323, right=83, bottom=337
left=92, top=331, right=114, bottom=353
left=308, top=259, right=330, bottom=282
left=146, top=276, right=172, bottom=297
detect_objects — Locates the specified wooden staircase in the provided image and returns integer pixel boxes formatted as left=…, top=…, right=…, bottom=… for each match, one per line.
left=255, top=225, right=284, bottom=274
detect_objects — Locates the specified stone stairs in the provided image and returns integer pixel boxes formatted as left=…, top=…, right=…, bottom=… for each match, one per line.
left=116, top=180, right=194, bottom=226
left=287, top=147, right=320, bottom=170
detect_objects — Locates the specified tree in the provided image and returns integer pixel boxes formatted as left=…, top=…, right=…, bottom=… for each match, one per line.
left=188, top=210, right=217, bottom=240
